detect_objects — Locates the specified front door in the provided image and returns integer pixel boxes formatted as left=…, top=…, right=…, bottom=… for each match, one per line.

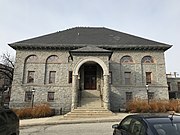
left=84, top=65, right=96, bottom=90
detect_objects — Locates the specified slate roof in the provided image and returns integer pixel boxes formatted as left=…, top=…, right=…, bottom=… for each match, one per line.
left=9, top=27, right=172, bottom=51
left=70, top=46, right=112, bottom=53
left=69, top=46, right=113, bottom=59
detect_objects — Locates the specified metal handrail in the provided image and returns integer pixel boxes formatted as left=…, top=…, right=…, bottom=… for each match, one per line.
left=78, top=88, right=82, bottom=107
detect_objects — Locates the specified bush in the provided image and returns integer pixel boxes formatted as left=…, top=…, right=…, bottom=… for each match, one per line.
left=126, top=99, right=150, bottom=113
left=126, top=99, right=180, bottom=113
left=13, top=103, right=54, bottom=119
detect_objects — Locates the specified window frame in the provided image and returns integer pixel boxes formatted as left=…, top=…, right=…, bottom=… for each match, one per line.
left=119, top=117, right=133, bottom=132
left=124, top=72, right=131, bottom=85
left=178, top=82, right=180, bottom=91
left=142, top=56, right=154, bottom=63
left=121, top=56, right=133, bottom=64
left=167, top=82, right=171, bottom=91
left=148, top=92, right=154, bottom=100
left=49, top=71, right=56, bottom=84
left=47, top=92, right=55, bottom=102
left=68, top=71, right=72, bottom=83
left=25, top=91, right=32, bottom=102
left=27, top=71, right=35, bottom=83
left=47, top=55, right=59, bottom=63
left=130, top=118, right=146, bottom=135
left=146, top=72, right=152, bottom=84
left=126, top=92, right=133, bottom=102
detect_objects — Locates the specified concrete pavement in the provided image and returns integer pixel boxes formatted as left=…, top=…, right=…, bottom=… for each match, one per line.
left=20, top=113, right=131, bottom=127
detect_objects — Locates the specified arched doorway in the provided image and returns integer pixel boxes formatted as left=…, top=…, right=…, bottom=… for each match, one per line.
left=71, top=57, right=110, bottom=110
left=78, top=62, right=103, bottom=108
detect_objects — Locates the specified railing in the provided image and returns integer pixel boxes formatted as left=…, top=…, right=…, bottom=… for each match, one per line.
left=78, top=88, right=82, bottom=107
left=99, top=85, right=103, bottom=107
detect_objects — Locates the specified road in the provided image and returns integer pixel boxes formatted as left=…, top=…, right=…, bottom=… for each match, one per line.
left=20, top=122, right=117, bottom=135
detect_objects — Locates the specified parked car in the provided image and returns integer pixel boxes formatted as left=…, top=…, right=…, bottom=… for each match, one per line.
left=112, top=114, right=180, bottom=135
left=0, top=107, right=19, bottom=135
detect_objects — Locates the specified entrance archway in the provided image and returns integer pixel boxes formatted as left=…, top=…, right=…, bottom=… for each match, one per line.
left=71, top=57, right=110, bottom=110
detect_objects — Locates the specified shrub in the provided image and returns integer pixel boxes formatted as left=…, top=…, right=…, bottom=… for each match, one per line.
left=168, top=99, right=180, bottom=112
left=13, top=103, right=54, bottom=119
left=126, top=99, right=180, bottom=113
left=31, top=104, right=53, bottom=118
left=126, top=99, right=150, bottom=113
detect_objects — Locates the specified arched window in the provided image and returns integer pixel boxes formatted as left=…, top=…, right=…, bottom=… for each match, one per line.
left=142, top=56, right=154, bottom=63
left=121, top=55, right=133, bottom=64
left=47, top=55, right=59, bottom=63
left=44, top=55, right=59, bottom=84
left=23, top=55, right=38, bottom=84
left=26, top=55, right=38, bottom=63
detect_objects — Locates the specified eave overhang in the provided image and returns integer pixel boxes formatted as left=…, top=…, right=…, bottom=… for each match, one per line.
left=8, top=43, right=172, bottom=52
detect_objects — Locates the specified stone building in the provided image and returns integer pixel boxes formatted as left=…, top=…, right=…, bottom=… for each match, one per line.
left=167, top=72, right=180, bottom=99
left=9, top=27, right=172, bottom=113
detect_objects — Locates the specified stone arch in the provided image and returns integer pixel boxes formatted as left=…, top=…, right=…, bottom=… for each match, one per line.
left=120, top=55, right=134, bottom=63
left=141, top=55, right=155, bottom=64
left=71, top=57, right=110, bottom=110
left=73, top=57, right=109, bottom=76
left=44, top=55, right=59, bottom=84
left=22, top=54, right=38, bottom=84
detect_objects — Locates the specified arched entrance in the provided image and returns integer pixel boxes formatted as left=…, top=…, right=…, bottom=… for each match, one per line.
left=78, top=62, right=103, bottom=108
left=71, top=57, right=110, bottom=110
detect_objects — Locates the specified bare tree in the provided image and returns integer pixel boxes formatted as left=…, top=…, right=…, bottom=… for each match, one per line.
left=0, top=52, right=15, bottom=81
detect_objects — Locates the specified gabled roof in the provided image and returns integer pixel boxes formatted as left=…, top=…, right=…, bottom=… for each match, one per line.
left=69, top=46, right=113, bottom=60
left=9, top=27, right=172, bottom=51
left=70, top=46, right=112, bottom=53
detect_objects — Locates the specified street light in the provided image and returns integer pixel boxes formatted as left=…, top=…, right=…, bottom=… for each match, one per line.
left=31, top=88, right=35, bottom=108
left=146, top=84, right=149, bottom=104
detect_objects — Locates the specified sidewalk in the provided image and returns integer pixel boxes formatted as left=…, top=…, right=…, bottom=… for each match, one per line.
left=20, top=113, right=131, bottom=127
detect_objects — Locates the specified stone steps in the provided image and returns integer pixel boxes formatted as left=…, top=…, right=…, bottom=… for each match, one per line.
left=64, top=108, right=114, bottom=118
left=81, top=90, right=100, bottom=98
left=80, top=97, right=102, bottom=108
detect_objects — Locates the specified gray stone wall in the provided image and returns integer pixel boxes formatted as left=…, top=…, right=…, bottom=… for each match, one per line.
left=10, top=50, right=73, bottom=114
left=109, top=50, right=168, bottom=111
left=167, top=77, right=180, bottom=91
left=10, top=49, right=169, bottom=113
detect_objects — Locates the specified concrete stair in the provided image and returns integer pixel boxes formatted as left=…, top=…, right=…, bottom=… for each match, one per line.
left=81, top=90, right=100, bottom=98
left=80, top=97, right=102, bottom=108
left=63, top=90, right=114, bottom=119
left=79, top=90, right=102, bottom=108
left=64, top=107, right=114, bottom=118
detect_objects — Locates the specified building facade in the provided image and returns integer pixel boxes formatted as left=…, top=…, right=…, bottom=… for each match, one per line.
left=9, top=27, right=172, bottom=113
left=167, top=72, right=180, bottom=99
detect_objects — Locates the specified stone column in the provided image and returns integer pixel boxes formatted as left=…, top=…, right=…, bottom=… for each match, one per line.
left=103, top=75, right=110, bottom=110
left=71, top=75, right=78, bottom=111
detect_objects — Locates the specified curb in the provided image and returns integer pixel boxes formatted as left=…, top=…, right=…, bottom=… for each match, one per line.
left=20, top=113, right=131, bottom=128
left=20, top=118, right=121, bottom=128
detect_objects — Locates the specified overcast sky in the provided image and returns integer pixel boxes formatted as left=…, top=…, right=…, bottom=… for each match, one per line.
left=0, top=0, right=180, bottom=74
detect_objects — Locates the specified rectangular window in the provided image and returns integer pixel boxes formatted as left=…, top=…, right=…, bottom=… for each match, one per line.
left=109, top=71, right=112, bottom=84
left=47, top=92, right=54, bottom=101
left=178, top=82, right=180, bottom=91
left=146, top=72, right=152, bottom=84
left=148, top=92, right=154, bottom=100
left=125, top=72, right=131, bottom=85
left=25, top=91, right=32, bottom=102
left=49, top=71, right=56, bottom=84
left=69, top=71, right=72, bottom=83
left=27, top=71, right=35, bottom=83
left=167, top=82, right=171, bottom=91
left=126, top=92, right=133, bottom=102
